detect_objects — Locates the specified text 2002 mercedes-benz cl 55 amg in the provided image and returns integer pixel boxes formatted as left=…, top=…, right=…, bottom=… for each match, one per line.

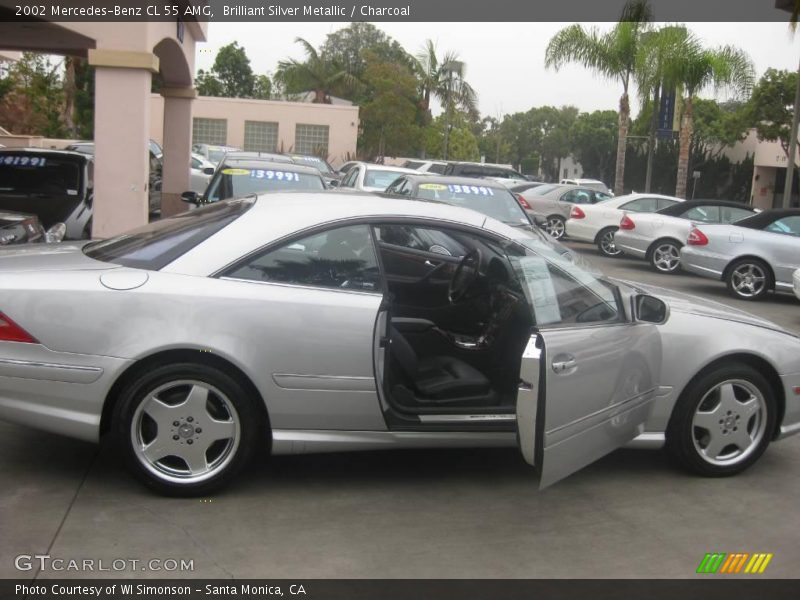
left=1, top=193, right=799, bottom=495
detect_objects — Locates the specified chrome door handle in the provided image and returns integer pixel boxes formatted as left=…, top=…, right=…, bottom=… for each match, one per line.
left=551, top=358, right=577, bottom=373
left=424, top=260, right=437, bottom=267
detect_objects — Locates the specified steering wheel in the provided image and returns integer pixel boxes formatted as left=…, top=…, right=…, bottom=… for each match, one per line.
left=448, top=249, right=481, bottom=304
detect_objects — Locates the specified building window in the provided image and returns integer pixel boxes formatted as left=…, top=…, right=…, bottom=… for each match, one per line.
left=192, top=118, right=227, bottom=145
left=244, top=121, right=279, bottom=152
left=295, top=123, right=329, bottom=156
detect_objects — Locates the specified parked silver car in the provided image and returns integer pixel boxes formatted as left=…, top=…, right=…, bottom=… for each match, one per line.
left=1, top=195, right=799, bottom=495
left=522, top=184, right=612, bottom=239
left=337, top=162, right=418, bottom=192
left=614, top=200, right=757, bottom=273
left=680, top=209, right=800, bottom=300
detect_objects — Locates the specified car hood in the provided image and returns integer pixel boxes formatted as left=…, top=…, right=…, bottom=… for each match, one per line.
left=614, top=278, right=793, bottom=336
left=0, top=241, right=116, bottom=272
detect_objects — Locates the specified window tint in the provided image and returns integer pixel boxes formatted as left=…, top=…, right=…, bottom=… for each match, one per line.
left=765, top=216, right=800, bottom=236
left=657, top=198, right=679, bottom=210
left=721, top=206, right=755, bottom=223
left=620, top=197, right=658, bottom=213
left=226, top=224, right=381, bottom=291
left=84, top=199, right=252, bottom=270
left=376, top=224, right=467, bottom=257
left=682, top=205, right=719, bottom=222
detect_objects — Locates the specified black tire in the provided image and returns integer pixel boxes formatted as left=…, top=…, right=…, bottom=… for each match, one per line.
left=666, top=363, right=775, bottom=477
left=596, top=227, right=622, bottom=257
left=648, top=239, right=682, bottom=274
left=114, top=362, right=263, bottom=496
left=545, top=215, right=566, bottom=240
left=725, top=257, right=772, bottom=301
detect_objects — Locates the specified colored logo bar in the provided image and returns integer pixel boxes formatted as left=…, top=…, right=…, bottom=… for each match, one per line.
left=697, top=553, right=773, bottom=574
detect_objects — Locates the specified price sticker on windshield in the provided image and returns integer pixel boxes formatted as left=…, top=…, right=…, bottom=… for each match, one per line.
left=447, top=184, right=494, bottom=196
left=1, top=155, right=47, bottom=167
left=250, top=170, right=301, bottom=181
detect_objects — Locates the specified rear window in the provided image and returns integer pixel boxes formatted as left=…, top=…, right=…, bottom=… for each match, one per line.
left=291, top=155, right=334, bottom=174
left=83, top=199, right=253, bottom=270
left=206, top=166, right=324, bottom=202
left=0, top=154, right=82, bottom=196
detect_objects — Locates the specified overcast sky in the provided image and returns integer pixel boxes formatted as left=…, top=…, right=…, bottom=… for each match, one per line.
left=196, top=22, right=799, bottom=118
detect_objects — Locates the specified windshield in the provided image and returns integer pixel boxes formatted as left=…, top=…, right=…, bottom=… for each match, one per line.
left=414, top=182, right=530, bottom=226
left=205, top=166, right=324, bottom=201
left=291, top=155, right=334, bottom=174
left=0, top=155, right=82, bottom=196
left=364, top=169, right=406, bottom=189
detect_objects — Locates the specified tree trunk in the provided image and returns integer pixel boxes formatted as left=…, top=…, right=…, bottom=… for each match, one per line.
left=63, top=56, right=76, bottom=136
left=613, top=92, right=629, bottom=196
left=675, top=96, right=694, bottom=199
left=645, top=83, right=660, bottom=194
left=314, top=88, right=325, bottom=103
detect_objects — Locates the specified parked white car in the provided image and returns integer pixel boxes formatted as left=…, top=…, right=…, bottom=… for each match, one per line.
left=566, top=193, right=684, bottom=257
left=189, top=153, right=215, bottom=194
left=337, top=163, right=418, bottom=192
left=560, top=178, right=612, bottom=195
left=614, top=200, right=757, bottom=273
left=191, top=143, right=241, bottom=165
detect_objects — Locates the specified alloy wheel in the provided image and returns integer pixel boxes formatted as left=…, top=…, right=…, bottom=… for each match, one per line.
left=652, top=243, right=680, bottom=272
left=130, top=380, right=241, bottom=484
left=546, top=217, right=565, bottom=239
left=599, top=230, right=622, bottom=256
left=730, top=263, right=767, bottom=298
left=691, top=379, right=766, bottom=466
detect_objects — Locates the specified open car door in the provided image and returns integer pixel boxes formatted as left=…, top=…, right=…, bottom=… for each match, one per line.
left=511, top=249, right=663, bottom=488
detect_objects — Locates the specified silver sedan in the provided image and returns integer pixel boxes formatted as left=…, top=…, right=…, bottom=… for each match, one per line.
left=1, top=194, right=799, bottom=495
left=680, top=209, right=800, bottom=300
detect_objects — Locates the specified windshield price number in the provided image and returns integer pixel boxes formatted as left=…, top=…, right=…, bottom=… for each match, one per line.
left=448, top=184, right=494, bottom=196
left=250, top=170, right=301, bottom=181
left=2, top=155, right=46, bottom=167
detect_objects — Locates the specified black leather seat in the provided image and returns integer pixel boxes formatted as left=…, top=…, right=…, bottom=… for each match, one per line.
left=389, top=326, right=493, bottom=403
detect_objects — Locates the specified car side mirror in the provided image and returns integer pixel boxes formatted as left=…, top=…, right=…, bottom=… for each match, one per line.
left=203, top=167, right=215, bottom=175
left=181, top=191, right=200, bottom=204
left=633, top=294, right=669, bottom=324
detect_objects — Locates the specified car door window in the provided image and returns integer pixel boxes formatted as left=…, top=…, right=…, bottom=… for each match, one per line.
left=375, top=224, right=467, bottom=257
left=224, top=224, right=382, bottom=291
left=386, top=178, right=407, bottom=195
left=656, top=198, right=679, bottom=210
left=620, top=198, right=658, bottom=213
left=341, top=168, right=358, bottom=188
left=683, top=205, right=719, bottom=222
left=721, top=206, right=755, bottom=223
left=765, top=216, right=800, bottom=236
left=561, top=189, right=593, bottom=204
left=592, top=191, right=612, bottom=203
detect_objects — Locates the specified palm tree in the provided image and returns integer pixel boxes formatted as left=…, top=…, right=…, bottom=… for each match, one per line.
left=635, top=25, right=689, bottom=192
left=413, top=40, right=477, bottom=116
left=545, top=0, right=652, bottom=195
left=673, top=37, right=754, bottom=198
left=275, top=38, right=356, bottom=103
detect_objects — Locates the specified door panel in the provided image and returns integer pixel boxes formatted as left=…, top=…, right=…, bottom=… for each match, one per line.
left=517, top=323, right=661, bottom=487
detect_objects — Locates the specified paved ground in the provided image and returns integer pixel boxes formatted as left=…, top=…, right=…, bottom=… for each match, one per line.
left=2, top=241, right=799, bottom=580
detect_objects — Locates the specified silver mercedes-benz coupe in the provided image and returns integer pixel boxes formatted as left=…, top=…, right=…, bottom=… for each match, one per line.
left=1, top=193, right=799, bottom=495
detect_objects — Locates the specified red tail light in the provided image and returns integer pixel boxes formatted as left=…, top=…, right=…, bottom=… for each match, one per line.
left=687, top=227, right=709, bottom=246
left=0, top=312, right=38, bottom=343
left=515, top=193, right=531, bottom=210
left=570, top=206, right=586, bottom=219
left=619, top=215, right=635, bottom=230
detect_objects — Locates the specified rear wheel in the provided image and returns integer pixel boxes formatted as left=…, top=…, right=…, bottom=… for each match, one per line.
left=545, top=215, right=566, bottom=240
left=666, top=363, right=775, bottom=477
left=649, top=240, right=682, bottom=273
left=596, top=227, right=622, bottom=257
left=726, top=258, right=771, bottom=301
left=115, top=363, right=262, bottom=496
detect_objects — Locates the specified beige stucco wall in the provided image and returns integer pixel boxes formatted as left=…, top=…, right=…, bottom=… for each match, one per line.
left=150, top=94, right=360, bottom=166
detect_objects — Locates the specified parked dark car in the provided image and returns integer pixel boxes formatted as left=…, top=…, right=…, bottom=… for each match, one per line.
left=0, top=149, right=92, bottom=240
left=288, top=154, right=342, bottom=187
left=442, top=161, right=528, bottom=184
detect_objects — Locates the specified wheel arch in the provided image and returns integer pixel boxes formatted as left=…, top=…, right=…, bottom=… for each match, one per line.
left=668, top=352, right=785, bottom=441
left=593, top=225, right=619, bottom=244
left=100, top=348, right=270, bottom=439
left=721, top=255, right=776, bottom=289
left=645, top=236, right=683, bottom=261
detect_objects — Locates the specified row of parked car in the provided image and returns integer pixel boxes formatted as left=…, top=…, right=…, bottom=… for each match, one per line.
left=516, top=180, right=800, bottom=303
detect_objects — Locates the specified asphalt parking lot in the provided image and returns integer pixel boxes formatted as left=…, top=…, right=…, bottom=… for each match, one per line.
left=2, top=240, right=799, bottom=580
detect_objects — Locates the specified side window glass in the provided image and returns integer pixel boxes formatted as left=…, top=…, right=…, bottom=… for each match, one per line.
left=683, top=206, right=719, bottom=222
left=657, top=198, right=679, bottom=210
left=592, top=191, right=611, bottom=203
left=621, top=198, right=657, bottom=213
left=765, top=216, right=800, bottom=236
left=722, top=207, right=755, bottom=223
left=376, top=224, right=467, bottom=257
left=225, top=225, right=382, bottom=291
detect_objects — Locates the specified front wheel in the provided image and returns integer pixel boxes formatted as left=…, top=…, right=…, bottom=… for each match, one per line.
left=545, top=215, right=566, bottom=240
left=596, top=227, right=622, bottom=257
left=115, top=363, right=263, bottom=496
left=726, top=258, right=771, bottom=301
left=666, top=364, right=775, bottom=477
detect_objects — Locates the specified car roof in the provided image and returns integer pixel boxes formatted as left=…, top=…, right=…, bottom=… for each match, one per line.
left=165, top=193, right=521, bottom=276
left=0, top=148, right=91, bottom=161
left=657, top=199, right=753, bottom=216
left=362, top=164, right=418, bottom=173
left=734, top=207, right=800, bottom=229
left=217, top=158, right=319, bottom=175
left=402, top=174, right=510, bottom=190
left=224, top=151, right=291, bottom=162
